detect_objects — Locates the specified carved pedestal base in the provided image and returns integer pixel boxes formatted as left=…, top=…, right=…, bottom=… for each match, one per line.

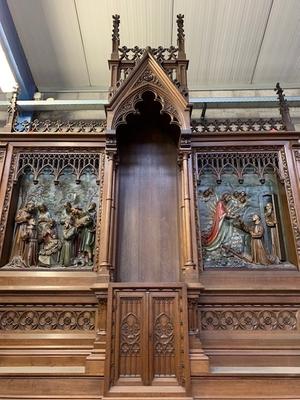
left=190, top=337, right=210, bottom=375
left=95, top=265, right=111, bottom=282
left=87, top=284, right=109, bottom=377
left=187, top=284, right=210, bottom=375
left=182, top=266, right=199, bottom=283
left=85, top=331, right=106, bottom=375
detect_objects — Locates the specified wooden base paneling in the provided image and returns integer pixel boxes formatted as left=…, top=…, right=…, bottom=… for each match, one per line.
left=2, top=375, right=300, bottom=399
left=0, top=376, right=103, bottom=399
left=192, top=376, right=300, bottom=399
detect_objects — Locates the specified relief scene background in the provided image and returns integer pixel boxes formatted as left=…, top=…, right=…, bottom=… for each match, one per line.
left=3, top=153, right=101, bottom=270
left=197, top=152, right=296, bottom=270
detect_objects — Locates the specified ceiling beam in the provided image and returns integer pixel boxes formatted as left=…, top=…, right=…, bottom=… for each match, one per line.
left=0, top=96, right=299, bottom=112
left=0, top=0, right=36, bottom=99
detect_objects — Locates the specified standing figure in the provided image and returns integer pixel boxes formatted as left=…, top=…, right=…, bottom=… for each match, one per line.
left=39, top=220, right=61, bottom=267
left=264, top=202, right=281, bottom=263
left=59, top=217, right=77, bottom=267
left=10, top=201, right=36, bottom=261
left=60, top=202, right=73, bottom=225
left=37, top=203, right=51, bottom=241
left=71, top=206, right=85, bottom=257
left=77, top=203, right=97, bottom=265
left=22, top=217, right=38, bottom=267
left=202, top=193, right=236, bottom=252
left=240, top=214, right=272, bottom=265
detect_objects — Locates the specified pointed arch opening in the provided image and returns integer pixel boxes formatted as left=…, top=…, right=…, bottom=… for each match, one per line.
left=116, top=91, right=181, bottom=282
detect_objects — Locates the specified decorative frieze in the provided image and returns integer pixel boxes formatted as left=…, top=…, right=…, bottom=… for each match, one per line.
left=118, top=45, right=178, bottom=62
left=201, top=309, right=297, bottom=331
left=0, top=306, right=96, bottom=331
left=13, top=119, right=106, bottom=133
left=14, top=151, right=101, bottom=184
left=191, top=118, right=286, bottom=133
left=196, top=150, right=282, bottom=183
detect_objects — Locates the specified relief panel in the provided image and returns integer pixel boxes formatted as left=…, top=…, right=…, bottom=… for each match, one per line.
left=196, top=149, right=297, bottom=269
left=1, top=150, right=104, bottom=270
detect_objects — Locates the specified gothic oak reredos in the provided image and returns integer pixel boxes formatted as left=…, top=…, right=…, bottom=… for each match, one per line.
left=0, top=13, right=300, bottom=400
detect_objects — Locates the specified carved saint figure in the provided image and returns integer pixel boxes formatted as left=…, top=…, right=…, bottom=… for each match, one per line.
left=37, top=203, right=51, bottom=241
left=39, top=220, right=61, bottom=266
left=10, top=201, right=36, bottom=261
left=240, top=214, right=272, bottom=265
left=264, top=202, right=281, bottom=263
left=59, top=217, right=77, bottom=267
left=21, top=217, right=38, bottom=267
left=71, top=206, right=85, bottom=257
left=77, top=202, right=97, bottom=265
left=202, top=193, right=237, bottom=252
left=60, top=202, right=73, bottom=225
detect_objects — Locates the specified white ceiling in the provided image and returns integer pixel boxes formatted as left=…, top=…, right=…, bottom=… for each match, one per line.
left=7, top=0, right=300, bottom=92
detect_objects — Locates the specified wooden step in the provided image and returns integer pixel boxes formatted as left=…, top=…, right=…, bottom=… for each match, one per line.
left=103, top=398, right=194, bottom=400
left=102, top=395, right=194, bottom=400
left=104, top=385, right=191, bottom=398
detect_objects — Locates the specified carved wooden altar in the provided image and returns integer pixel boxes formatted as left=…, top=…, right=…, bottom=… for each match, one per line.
left=0, top=14, right=300, bottom=400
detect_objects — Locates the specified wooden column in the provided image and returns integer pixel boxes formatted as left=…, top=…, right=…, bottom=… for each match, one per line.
left=179, top=148, right=199, bottom=283
left=98, top=150, right=117, bottom=281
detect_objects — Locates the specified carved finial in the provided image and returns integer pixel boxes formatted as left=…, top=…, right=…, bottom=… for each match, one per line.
left=274, top=82, right=286, bottom=106
left=112, top=14, right=120, bottom=56
left=274, top=82, right=295, bottom=131
left=177, top=14, right=185, bottom=56
left=5, top=84, right=19, bottom=131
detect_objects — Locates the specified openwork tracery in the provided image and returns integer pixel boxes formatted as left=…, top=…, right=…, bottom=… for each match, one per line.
left=13, top=119, right=106, bottom=133
left=191, top=118, right=286, bottom=133
left=196, top=151, right=282, bottom=183
left=14, top=152, right=101, bottom=184
left=112, top=89, right=181, bottom=129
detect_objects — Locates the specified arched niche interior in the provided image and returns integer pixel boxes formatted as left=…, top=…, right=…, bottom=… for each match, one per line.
left=116, top=91, right=181, bottom=282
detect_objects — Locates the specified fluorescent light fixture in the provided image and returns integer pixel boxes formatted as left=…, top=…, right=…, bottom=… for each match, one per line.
left=0, top=42, right=17, bottom=92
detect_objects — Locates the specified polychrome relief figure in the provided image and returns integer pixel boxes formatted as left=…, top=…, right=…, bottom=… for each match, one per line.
left=239, top=214, right=272, bottom=265
left=10, top=201, right=36, bottom=262
left=39, top=220, right=61, bottom=267
left=60, top=202, right=73, bottom=225
left=21, top=216, right=38, bottom=267
left=59, top=217, right=77, bottom=267
left=71, top=206, right=85, bottom=258
left=77, top=202, right=97, bottom=265
left=264, top=202, right=281, bottom=263
left=37, top=203, right=52, bottom=241
left=201, top=192, right=240, bottom=252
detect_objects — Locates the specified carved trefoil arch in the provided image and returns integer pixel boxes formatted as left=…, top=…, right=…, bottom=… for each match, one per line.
left=105, top=50, right=192, bottom=137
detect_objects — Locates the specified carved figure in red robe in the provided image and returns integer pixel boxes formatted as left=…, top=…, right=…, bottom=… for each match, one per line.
left=202, top=193, right=234, bottom=252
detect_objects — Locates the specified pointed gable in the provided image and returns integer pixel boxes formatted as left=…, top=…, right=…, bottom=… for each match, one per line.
left=106, top=50, right=191, bottom=130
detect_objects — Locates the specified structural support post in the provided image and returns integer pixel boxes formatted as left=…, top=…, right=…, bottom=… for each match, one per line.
left=98, top=131, right=117, bottom=282
left=179, top=134, right=199, bottom=283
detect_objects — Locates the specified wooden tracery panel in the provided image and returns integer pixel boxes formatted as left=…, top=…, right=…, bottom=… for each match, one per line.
left=105, top=284, right=190, bottom=394
left=117, top=292, right=145, bottom=382
left=150, top=293, right=179, bottom=381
